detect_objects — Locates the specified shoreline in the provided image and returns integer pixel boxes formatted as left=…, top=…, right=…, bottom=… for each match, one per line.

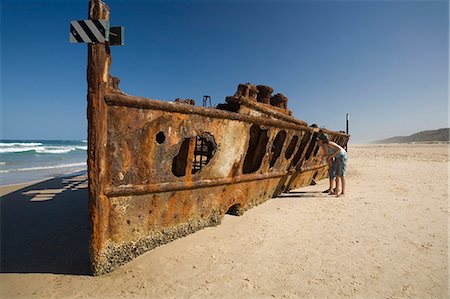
left=0, top=169, right=87, bottom=193
left=0, top=180, right=46, bottom=197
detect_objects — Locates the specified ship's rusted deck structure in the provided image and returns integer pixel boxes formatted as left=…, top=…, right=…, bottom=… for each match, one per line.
left=86, top=0, right=349, bottom=275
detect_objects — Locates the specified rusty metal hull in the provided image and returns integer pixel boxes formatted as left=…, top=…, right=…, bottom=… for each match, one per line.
left=86, top=0, right=349, bottom=275
left=90, top=91, right=348, bottom=274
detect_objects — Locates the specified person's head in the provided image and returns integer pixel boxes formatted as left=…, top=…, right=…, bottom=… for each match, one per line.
left=316, top=133, right=329, bottom=144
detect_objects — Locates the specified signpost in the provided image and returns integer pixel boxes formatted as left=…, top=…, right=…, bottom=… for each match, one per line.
left=70, top=20, right=124, bottom=46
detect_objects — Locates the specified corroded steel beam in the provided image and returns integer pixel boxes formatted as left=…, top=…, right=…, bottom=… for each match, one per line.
left=86, top=0, right=111, bottom=276
left=104, top=93, right=306, bottom=130
left=86, top=0, right=350, bottom=275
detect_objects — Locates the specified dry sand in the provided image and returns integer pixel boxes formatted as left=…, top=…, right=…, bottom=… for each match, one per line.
left=0, top=144, right=448, bottom=298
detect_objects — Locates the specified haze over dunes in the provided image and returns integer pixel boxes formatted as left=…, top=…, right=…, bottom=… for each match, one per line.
left=375, top=128, right=449, bottom=144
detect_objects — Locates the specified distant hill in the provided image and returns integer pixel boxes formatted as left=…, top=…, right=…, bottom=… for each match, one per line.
left=375, top=128, right=449, bottom=144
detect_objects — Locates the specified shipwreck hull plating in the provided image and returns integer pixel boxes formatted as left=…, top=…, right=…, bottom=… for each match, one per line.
left=86, top=0, right=349, bottom=275
left=90, top=91, right=347, bottom=274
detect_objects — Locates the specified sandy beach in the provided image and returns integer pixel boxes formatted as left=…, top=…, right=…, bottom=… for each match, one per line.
left=0, top=144, right=448, bottom=298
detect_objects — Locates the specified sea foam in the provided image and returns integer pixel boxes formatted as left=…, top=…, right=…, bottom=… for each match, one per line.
left=0, top=144, right=87, bottom=154
left=0, top=142, right=43, bottom=147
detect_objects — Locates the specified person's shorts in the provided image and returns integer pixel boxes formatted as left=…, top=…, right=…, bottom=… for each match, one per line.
left=335, top=153, right=348, bottom=177
left=328, top=161, right=337, bottom=179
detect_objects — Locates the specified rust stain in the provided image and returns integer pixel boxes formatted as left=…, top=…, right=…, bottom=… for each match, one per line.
left=86, top=0, right=350, bottom=275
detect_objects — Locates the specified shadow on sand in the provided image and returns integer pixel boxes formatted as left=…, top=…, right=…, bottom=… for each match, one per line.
left=1, top=173, right=91, bottom=275
left=276, top=190, right=328, bottom=199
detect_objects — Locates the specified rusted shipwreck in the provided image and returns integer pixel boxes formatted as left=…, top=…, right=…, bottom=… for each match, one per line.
left=85, top=0, right=350, bottom=275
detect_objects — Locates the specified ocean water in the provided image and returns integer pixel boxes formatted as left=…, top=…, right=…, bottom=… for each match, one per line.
left=0, top=140, right=87, bottom=186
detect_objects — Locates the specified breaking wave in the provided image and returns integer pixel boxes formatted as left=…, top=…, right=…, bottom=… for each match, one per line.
left=0, top=142, right=87, bottom=154
left=0, top=142, right=43, bottom=147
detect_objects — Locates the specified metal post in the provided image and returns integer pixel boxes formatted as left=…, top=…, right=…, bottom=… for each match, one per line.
left=203, top=95, right=211, bottom=108
left=345, top=113, right=349, bottom=151
left=346, top=113, right=349, bottom=135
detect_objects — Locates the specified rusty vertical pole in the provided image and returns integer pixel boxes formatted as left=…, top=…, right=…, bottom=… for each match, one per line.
left=185, top=138, right=196, bottom=180
left=87, top=0, right=111, bottom=275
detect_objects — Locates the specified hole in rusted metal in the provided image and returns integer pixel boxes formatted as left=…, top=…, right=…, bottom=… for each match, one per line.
left=156, top=131, right=165, bottom=144
left=313, top=146, right=320, bottom=156
left=304, top=132, right=319, bottom=161
left=243, top=124, right=269, bottom=174
left=291, top=131, right=311, bottom=167
left=172, top=138, right=191, bottom=177
left=226, top=204, right=242, bottom=216
left=285, top=135, right=299, bottom=159
left=270, top=130, right=286, bottom=168
left=172, top=133, right=216, bottom=177
left=192, top=133, right=216, bottom=174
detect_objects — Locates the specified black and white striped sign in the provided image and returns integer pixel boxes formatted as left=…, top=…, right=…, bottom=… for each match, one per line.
left=70, top=20, right=110, bottom=44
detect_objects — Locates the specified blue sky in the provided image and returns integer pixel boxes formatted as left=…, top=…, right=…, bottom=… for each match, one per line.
left=1, top=0, right=448, bottom=143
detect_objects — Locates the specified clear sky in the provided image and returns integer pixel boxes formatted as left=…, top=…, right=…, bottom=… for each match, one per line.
left=1, top=0, right=448, bottom=143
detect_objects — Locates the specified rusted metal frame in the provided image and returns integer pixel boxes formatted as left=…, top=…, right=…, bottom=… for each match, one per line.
left=105, top=169, right=291, bottom=197
left=104, top=93, right=354, bottom=139
left=104, top=93, right=342, bottom=183
left=104, top=93, right=312, bottom=132
left=103, top=94, right=350, bottom=170
left=105, top=162, right=329, bottom=198
left=296, top=133, right=316, bottom=170
left=228, top=96, right=307, bottom=126
left=184, top=138, right=196, bottom=180
left=283, top=132, right=317, bottom=190
left=286, top=130, right=306, bottom=168
left=87, top=0, right=111, bottom=275
left=321, top=127, right=350, bottom=139
left=299, top=162, right=327, bottom=173
left=281, top=131, right=301, bottom=167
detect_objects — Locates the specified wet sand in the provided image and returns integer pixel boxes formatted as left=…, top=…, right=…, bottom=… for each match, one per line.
left=0, top=144, right=448, bottom=298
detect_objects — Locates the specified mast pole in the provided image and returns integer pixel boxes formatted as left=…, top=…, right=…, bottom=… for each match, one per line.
left=86, top=0, right=112, bottom=275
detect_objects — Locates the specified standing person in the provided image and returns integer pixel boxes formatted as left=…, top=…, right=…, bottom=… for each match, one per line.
left=317, top=132, right=348, bottom=197
left=317, top=133, right=336, bottom=194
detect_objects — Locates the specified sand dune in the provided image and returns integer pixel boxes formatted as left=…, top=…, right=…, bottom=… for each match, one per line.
left=0, top=144, right=448, bottom=298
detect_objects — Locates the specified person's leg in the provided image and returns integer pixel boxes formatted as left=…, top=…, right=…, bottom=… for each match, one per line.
left=334, top=177, right=341, bottom=195
left=325, top=160, right=336, bottom=193
left=329, top=159, right=337, bottom=194
left=333, top=157, right=342, bottom=195
left=328, top=177, right=335, bottom=193
left=336, top=154, right=347, bottom=197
